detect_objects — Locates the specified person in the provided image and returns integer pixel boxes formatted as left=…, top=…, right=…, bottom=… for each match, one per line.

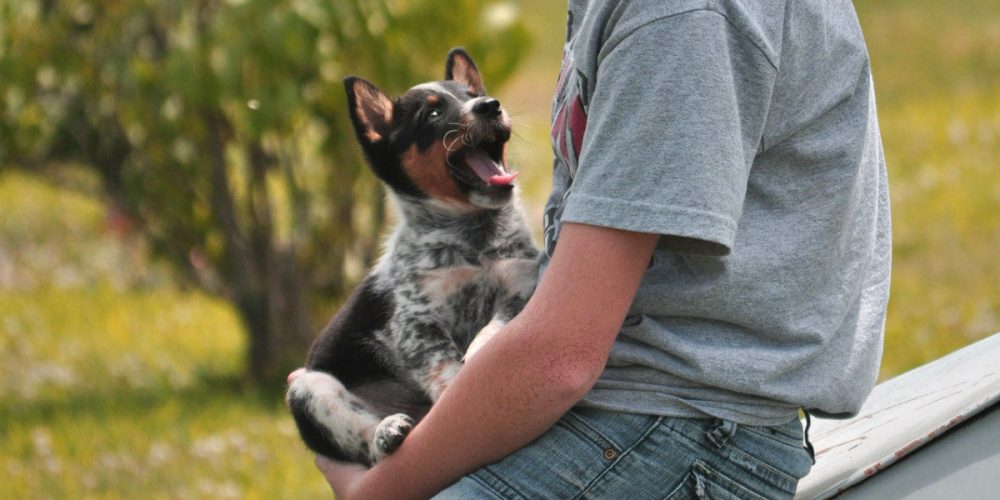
left=302, top=0, right=891, bottom=497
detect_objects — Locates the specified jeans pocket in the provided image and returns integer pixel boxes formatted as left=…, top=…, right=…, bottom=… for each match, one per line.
left=741, top=420, right=805, bottom=449
left=461, top=410, right=619, bottom=499
left=664, top=460, right=771, bottom=500
left=729, top=423, right=813, bottom=489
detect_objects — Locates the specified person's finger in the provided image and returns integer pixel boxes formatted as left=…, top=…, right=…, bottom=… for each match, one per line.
left=287, top=367, right=307, bottom=384
left=314, top=454, right=369, bottom=495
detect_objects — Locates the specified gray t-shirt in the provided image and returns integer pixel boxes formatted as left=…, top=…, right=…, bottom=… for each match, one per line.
left=542, top=0, right=891, bottom=425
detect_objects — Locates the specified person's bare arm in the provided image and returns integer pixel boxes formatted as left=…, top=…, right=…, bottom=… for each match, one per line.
left=320, top=222, right=658, bottom=499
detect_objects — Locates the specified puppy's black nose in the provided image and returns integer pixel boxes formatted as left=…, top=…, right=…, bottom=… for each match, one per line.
left=473, top=98, right=502, bottom=118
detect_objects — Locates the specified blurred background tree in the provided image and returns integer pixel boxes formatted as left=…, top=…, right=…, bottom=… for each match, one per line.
left=0, top=0, right=529, bottom=382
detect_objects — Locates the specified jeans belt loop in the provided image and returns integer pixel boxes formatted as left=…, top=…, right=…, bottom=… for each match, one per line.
left=706, top=419, right=737, bottom=448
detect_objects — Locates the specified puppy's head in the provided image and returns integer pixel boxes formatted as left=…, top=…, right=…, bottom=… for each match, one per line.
left=345, top=48, right=516, bottom=211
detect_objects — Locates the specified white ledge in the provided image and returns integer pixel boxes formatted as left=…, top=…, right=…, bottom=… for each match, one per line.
left=795, top=332, right=1000, bottom=499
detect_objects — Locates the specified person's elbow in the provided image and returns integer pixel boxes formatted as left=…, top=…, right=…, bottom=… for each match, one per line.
left=538, top=347, right=608, bottom=406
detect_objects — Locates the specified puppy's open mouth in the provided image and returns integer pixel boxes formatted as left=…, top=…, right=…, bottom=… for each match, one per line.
left=449, top=142, right=518, bottom=189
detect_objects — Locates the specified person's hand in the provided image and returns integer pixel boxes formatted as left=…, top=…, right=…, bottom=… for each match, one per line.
left=314, top=454, right=370, bottom=499
left=285, top=368, right=305, bottom=408
left=287, top=367, right=306, bottom=385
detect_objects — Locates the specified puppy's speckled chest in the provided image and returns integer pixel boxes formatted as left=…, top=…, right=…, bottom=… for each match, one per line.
left=416, top=257, right=537, bottom=303
left=377, top=221, right=537, bottom=344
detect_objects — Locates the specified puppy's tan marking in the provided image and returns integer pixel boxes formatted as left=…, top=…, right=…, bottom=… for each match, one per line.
left=421, top=266, right=480, bottom=301
left=424, top=359, right=462, bottom=401
left=402, top=143, right=468, bottom=204
left=491, top=258, right=539, bottom=297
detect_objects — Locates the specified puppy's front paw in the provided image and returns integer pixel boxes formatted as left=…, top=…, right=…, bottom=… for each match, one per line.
left=370, top=413, right=414, bottom=463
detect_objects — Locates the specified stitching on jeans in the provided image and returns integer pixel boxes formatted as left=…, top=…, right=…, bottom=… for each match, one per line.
left=691, top=460, right=771, bottom=500
left=728, top=443, right=800, bottom=486
left=574, top=416, right=665, bottom=500
left=558, top=410, right=621, bottom=452
left=470, top=468, right=523, bottom=500
left=665, top=419, right=799, bottom=491
left=740, top=424, right=803, bottom=448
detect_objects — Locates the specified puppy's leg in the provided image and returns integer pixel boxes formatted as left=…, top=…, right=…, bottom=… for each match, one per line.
left=405, top=341, right=464, bottom=402
left=464, top=257, right=537, bottom=360
left=492, top=257, right=538, bottom=320
left=378, top=318, right=465, bottom=402
left=370, top=413, right=415, bottom=462
left=465, top=318, right=504, bottom=361
left=286, top=371, right=413, bottom=464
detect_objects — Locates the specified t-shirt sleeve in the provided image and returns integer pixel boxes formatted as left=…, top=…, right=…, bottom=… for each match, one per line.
left=559, top=10, right=777, bottom=255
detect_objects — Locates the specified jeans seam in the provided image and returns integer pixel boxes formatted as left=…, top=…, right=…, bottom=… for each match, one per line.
left=560, top=410, right=622, bottom=452
left=575, top=415, right=666, bottom=499
left=690, top=459, right=770, bottom=500
left=740, top=425, right=803, bottom=448
left=726, top=446, right=800, bottom=490
left=665, top=419, right=799, bottom=491
left=470, top=468, right=524, bottom=500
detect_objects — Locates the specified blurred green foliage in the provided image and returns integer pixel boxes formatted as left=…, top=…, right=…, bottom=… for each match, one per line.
left=0, top=0, right=530, bottom=381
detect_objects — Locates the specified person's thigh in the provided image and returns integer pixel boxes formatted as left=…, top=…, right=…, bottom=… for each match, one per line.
left=434, top=408, right=812, bottom=499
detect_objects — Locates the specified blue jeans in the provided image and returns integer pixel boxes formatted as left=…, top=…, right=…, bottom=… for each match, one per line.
left=435, top=407, right=812, bottom=499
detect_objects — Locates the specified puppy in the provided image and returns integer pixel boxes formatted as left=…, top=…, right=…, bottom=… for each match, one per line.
left=286, top=48, right=538, bottom=465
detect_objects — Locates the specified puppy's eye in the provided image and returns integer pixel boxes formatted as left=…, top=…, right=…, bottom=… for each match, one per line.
left=428, top=109, right=442, bottom=119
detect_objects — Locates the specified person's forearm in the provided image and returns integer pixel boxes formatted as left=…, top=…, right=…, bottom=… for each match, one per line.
left=355, top=313, right=597, bottom=499
left=347, top=223, right=659, bottom=499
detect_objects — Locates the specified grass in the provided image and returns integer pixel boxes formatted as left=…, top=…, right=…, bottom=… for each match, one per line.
left=1, top=1, right=999, bottom=497
left=856, top=0, right=1000, bottom=374
left=0, top=171, right=331, bottom=498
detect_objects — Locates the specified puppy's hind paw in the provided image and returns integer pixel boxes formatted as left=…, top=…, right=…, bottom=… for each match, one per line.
left=370, top=413, right=414, bottom=463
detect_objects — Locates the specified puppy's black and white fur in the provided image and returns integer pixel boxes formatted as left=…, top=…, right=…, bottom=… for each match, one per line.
left=286, top=49, right=538, bottom=465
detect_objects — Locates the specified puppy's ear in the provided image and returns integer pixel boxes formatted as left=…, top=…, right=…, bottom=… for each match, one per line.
left=445, top=48, right=486, bottom=95
left=344, top=76, right=394, bottom=143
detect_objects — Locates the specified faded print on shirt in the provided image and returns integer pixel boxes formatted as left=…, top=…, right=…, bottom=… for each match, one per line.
left=543, top=24, right=588, bottom=259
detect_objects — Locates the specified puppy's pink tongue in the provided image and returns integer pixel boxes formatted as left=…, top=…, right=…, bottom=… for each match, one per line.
left=488, top=172, right=519, bottom=186
left=465, top=149, right=517, bottom=186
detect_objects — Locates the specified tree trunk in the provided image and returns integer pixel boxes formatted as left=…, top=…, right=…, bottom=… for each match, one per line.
left=203, top=109, right=315, bottom=383
left=237, top=250, right=312, bottom=384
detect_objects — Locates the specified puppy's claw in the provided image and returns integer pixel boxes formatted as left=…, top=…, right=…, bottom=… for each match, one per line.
left=370, top=413, right=414, bottom=462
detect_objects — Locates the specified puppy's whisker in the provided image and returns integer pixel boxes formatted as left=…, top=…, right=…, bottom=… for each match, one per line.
left=462, top=130, right=476, bottom=147
left=443, top=130, right=464, bottom=152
